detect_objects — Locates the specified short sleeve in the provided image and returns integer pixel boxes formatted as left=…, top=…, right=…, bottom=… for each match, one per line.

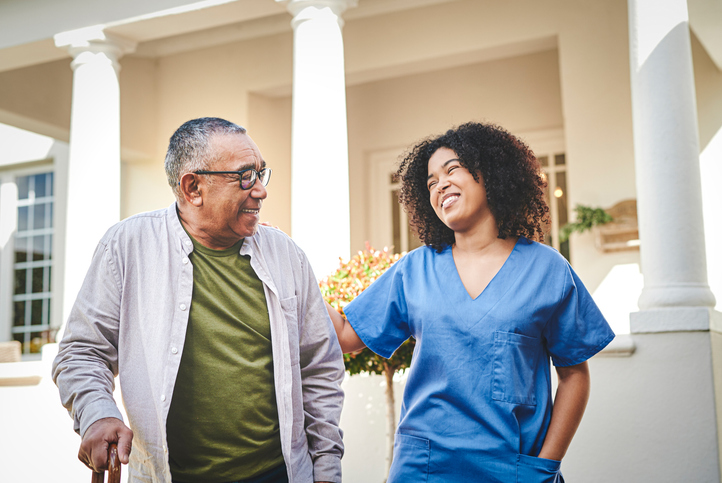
left=543, top=264, right=615, bottom=367
left=343, top=260, right=411, bottom=359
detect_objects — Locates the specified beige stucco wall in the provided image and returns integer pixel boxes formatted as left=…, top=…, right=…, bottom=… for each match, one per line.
left=555, top=0, right=639, bottom=293
left=247, top=93, right=293, bottom=236
left=120, top=57, right=159, bottom=161
left=154, top=31, right=293, bottom=158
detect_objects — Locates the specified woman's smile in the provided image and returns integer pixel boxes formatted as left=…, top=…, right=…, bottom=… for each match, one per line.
left=441, top=193, right=460, bottom=210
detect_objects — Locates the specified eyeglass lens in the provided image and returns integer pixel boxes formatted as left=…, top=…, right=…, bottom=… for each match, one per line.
left=241, top=168, right=271, bottom=189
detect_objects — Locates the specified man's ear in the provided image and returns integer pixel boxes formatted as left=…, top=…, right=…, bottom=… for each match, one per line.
left=179, top=173, right=203, bottom=207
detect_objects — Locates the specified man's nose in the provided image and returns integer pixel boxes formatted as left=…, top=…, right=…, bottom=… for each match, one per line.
left=251, top=178, right=268, bottom=199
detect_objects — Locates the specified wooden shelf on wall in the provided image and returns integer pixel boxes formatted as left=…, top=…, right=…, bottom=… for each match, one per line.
left=593, top=199, right=640, bottom=253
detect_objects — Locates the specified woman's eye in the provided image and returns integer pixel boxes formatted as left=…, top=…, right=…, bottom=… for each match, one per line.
left=448, top=165, right=459, bottom=174
left=427, top=181, right=437, bottom=190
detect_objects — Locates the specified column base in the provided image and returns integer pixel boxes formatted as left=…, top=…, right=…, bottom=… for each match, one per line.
left=630, top=306, right=721, bottom=333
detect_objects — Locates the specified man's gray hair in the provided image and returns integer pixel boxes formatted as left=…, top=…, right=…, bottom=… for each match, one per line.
left=165, top=117, right=247, bottom=198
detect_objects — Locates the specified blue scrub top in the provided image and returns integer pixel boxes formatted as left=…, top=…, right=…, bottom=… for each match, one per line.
left=344, top=237, right=615, bottom=482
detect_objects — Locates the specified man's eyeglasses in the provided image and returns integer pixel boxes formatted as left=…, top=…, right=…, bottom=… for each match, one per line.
left=194, top=167, right=272, bottom=190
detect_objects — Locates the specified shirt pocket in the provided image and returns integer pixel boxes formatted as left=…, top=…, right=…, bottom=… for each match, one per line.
left=280, top=296, right=300, bottom=365
left=388, top=433, right=430, bottom=483
left=516, top=454, right=564, bottom=483
left=491, top=330, right=540, bottom=406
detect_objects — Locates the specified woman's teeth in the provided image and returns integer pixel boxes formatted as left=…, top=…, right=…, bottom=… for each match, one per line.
left=442, top=195, right=459, bottom=209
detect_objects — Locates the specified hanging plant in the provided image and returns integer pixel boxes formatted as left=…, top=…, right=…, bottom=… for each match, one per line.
left=560, top=205, right=613, bottom=242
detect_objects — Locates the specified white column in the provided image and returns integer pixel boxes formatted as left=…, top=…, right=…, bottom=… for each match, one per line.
left=627, top=0, right=717, bottom=332
left=54, top=26, right=135, bottom=327
left=278, top=0, right=356, bottom=279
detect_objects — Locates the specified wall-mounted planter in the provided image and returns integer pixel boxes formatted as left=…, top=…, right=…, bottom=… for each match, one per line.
left=593, top=199, right=639, bottom=252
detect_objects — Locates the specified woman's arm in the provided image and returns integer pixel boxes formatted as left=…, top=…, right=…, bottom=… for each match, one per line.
left=324, top=300, right=367, bottom=353
left=537, top=361, right=591, bottom=461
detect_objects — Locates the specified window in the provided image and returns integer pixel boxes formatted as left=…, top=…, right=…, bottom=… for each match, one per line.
left=1, top=171, right=56, bottom=354
left=538, top=152, right=570, bottom=261
left=515, top=129, right=569, bottom=260
left=389, top=173, right=423, bottom=253
left=369, top=149, right=423, bottom=255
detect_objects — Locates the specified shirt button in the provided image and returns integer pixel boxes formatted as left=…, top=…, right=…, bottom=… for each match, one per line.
left=171, top=347, right=178, bottom=354
left=179, top=304, right=187, bottom=311
left=185, top=240, right=192, bottom=247
left=160, top=395, right=166, bottom=402
left=182, top=258, right=189, bottom=264
left=163, top=445, right=168, bottom=453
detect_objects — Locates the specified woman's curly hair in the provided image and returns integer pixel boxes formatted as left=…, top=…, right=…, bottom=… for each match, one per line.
left=397, top=122, right=550, bottom=252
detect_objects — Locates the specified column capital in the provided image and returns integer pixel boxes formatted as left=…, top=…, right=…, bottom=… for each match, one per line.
left=54, top=25, right=136, bottom=71
left=276, top=0, right=357, bottom=18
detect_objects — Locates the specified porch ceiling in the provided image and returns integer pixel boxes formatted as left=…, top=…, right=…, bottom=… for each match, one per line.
left=0, top=0, right=460, bottom=73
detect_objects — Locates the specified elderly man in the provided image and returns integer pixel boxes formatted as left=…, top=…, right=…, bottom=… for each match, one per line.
left=52, top=117, right=344, bottom=483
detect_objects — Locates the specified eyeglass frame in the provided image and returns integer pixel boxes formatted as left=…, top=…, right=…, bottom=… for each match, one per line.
left=193, top=167, right=272, bottom=190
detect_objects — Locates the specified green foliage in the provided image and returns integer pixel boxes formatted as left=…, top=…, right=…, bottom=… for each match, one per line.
left=319, top=244, right=415, bottom=376
left=560, top=205, right=613, bottom=242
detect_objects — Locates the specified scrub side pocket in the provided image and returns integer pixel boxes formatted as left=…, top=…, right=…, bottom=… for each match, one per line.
left=387, top=433, right=430, bottom=483
left=491, top=330, right=540, bottom=406
left=517, top=454, right=564, bottom=483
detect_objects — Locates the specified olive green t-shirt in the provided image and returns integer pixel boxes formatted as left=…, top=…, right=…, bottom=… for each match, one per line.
left=166, top=233, right=283, bottom=483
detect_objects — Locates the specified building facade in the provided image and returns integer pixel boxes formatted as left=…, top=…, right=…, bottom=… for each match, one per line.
left=0, top=0, right=721, bottom=481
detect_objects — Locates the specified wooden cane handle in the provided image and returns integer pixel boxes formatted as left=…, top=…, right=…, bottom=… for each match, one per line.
left=90, top=443, right=121, bottom=483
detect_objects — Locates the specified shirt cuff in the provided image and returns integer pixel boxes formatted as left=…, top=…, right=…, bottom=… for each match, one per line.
left=77, top=399, right=125, bottom=437
left=313, top=454, right=342, bottom=483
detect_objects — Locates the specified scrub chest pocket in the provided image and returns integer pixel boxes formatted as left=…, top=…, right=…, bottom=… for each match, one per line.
left=491, top=331, right=541, bottom=406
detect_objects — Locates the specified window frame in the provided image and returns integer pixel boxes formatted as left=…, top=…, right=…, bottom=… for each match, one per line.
left=0, top=161, right=65, bottom=358
left=517, top=129, right=568, bottom=258
left=369, top=147, right=423, bottom=254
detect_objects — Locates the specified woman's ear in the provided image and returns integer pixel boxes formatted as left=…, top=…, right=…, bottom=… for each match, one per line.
left=179, top=173, right=203, bottom=207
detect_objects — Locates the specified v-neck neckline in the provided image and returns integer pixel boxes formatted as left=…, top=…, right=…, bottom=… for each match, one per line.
left=452, top=237, right=522, bottom=301
left=439, top=237, right=526, bottom=329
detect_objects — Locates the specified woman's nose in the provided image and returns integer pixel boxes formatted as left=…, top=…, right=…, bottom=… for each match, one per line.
left=437, top=178, right=450, bottom=192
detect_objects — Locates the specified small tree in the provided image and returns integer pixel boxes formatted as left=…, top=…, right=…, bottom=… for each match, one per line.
left=320, top=244, right=415, bottom=478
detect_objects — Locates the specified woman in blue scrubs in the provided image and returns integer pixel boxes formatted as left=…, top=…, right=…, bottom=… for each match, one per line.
left=328, top=122, right=614, bottom=482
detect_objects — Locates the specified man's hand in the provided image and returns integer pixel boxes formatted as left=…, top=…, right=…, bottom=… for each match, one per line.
left=79, top=417, right=133, bottom=472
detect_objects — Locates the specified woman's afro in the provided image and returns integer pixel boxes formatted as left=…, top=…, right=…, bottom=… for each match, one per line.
left=397, top=122, right=550, bottom=252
